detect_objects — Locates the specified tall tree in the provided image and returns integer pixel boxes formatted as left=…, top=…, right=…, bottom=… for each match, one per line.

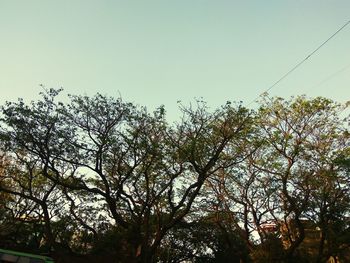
left=0, top=89, right=69, bottom=251
left=0, top=91, right=252, bottom=262
left=253, top=96, right=349, bottom=262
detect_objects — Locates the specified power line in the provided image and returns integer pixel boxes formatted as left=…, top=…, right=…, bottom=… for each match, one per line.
left=309, top=63, right=350, bottom=90
left=247, top=19, right=350, bottom=107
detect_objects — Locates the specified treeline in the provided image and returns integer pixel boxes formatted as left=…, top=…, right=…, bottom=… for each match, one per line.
left=0, top=89, right=349, bottom=263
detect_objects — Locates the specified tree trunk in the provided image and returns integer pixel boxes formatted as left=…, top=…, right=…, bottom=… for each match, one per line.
left=316, top=224, right=326, bottom=263
left=41, top=202, right=55, bottom=251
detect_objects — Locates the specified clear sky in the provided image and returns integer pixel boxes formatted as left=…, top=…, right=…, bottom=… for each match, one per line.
left=0, top=1, right=349, bottom=120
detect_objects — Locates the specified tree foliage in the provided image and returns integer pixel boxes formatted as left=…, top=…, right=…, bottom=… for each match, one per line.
left=0, top=90, right=349, bottom=263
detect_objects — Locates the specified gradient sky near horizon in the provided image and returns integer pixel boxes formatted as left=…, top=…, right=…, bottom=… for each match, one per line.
left=1, top=1, right=349, bottom=120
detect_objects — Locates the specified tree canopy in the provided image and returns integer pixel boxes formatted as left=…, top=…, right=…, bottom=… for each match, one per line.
left=0, top=90, right=349, bottom=263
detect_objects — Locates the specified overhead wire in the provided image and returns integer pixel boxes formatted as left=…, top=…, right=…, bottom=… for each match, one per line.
left=246, top=19, right=350, bottom=107
left=308, top=63, right=350, bottom=116
left=309, top=63, right=350, bottom=91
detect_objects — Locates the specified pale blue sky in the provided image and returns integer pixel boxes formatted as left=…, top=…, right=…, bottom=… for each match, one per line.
left=0, top=1, right=349, bottom=120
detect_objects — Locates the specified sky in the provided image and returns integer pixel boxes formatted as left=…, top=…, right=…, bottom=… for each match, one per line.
left=0, top=1, right=349, bottom=121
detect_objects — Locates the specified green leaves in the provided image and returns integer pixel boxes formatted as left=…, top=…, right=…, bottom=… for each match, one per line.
left=0, top=91, right=349, bottom=262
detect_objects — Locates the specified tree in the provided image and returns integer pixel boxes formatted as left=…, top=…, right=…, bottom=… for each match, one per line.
left=0, top=90, right=70, bottom=253
left=0, top=90, right=252, bottom=262
left=158, top=214, right=250, bottom=263
left=2, top=90, right=348, bottom=263
left=252, top=96, right=349, bottom=262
